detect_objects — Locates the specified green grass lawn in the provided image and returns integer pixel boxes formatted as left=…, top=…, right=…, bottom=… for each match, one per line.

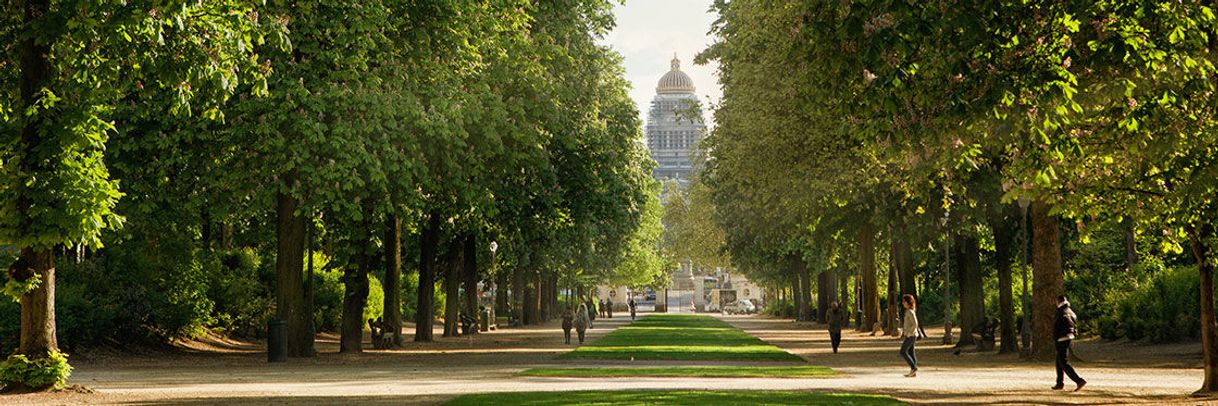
left=446, top=390, right=902, bottom=405
left=520, top=365, right=837, bottom=378
left=560, top=314, right=803, bottom=362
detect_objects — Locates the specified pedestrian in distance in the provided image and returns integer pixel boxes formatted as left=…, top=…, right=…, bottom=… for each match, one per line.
left=629, top=297, right=637, bottom=320
left=1053, top=295, right=1087, bottom=392
left=573, top=304, right=590, bottom=344
left=586, top=300, right=596, bottom=329
left=606, top=298, right=614, bottom=319
left=561, top=308, right=574, bottom=344
left=826, top=301, right=846, bottom=354
left=900, top=294, right=921, bottom=377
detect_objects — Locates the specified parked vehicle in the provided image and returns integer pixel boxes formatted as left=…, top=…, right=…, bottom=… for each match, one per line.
left=723, top=299, right=757, bottom=315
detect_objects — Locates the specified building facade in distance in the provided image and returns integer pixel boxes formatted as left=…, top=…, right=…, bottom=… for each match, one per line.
left=645, top=56, right=706, bottom=185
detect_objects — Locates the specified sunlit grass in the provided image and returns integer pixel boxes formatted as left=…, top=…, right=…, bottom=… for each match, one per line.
left=520, top=365, right=837, bottom=378
left=560, top=314, right=803, bottom=362
left=446, top=390, right=903, bottom=405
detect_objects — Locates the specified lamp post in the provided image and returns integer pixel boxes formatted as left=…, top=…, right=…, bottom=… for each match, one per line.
left=489, top=241, right=498, bottom=329
left=942, top=212, right=953, bottom=345
left=1018, top=197, right=1032, bottom=355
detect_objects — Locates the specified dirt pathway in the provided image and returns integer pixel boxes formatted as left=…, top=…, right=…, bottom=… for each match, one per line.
left=4, top=313, right=1212, bottom=405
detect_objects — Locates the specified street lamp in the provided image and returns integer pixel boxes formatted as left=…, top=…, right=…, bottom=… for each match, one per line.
left=1018, top=197, right=1032, bottom=355
left=489, top=241, right=498, bottom=330
left=942, top=212, right=953, bottom=345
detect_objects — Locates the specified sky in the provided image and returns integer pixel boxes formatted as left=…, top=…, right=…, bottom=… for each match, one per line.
left=603, top=0, right=720, bottom=128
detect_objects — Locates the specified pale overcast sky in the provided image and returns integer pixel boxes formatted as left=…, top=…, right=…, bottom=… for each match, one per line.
left=603, top=0, right=720, bottom=128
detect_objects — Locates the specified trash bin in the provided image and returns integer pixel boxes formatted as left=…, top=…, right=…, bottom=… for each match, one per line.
left=267, top=319, right=287, bottom=363
left=481, top=309, right=491, bottom=332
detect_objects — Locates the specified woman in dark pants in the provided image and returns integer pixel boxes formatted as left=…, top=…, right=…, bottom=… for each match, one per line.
left=900, top=294, right=920, bottom=377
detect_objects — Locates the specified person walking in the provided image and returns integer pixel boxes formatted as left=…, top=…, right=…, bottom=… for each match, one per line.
left=826, top=301, right=845, bottom=354
left=586, top=300, right=597, bottom=329
left=899, top=294, right=920, bottom=377
left=606, top=298, right=614, bottom=319
left=629, top=297, right=637, bottom=320
left=561, top=308, right=574, bottom=344
left=573, top=304, right=590, bottom=344
left=1053, top=295, right=1087, bottom=391
left=598, top=299, right=606, bottom=318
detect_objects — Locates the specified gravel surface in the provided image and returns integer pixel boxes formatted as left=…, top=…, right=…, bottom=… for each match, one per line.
left=4, top=314, right=1211, bottom=405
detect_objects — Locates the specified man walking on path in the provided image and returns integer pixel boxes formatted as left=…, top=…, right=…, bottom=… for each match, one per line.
left=628, top=297, right=637, bottom=320
left=1053, top=295, right=1087, bottom=391
left=826, top=301, right=845, bottom=354
left=606, top=298, right=614, bottom=318
left=573, top=304, right=590, bottom=344
left=561, top=309, right=574, bottom=344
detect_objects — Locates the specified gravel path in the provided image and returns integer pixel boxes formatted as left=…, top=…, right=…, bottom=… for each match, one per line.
left=5, top=313, right=1211, bottom=405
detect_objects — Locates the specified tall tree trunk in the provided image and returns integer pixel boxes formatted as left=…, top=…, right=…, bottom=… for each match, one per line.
left=992, top=215, right=1018, bottom=354
left=860, top=222, right=880, bottom=332
left=794, top=255, right=812, bottom=321
left=414, top=212, right=442, bottom=342
left=13, top=0, right=59, bottom=364
left=513, top=262, right=526, bottom=326
left=1030, top=200, right=1064, bottom=359
left=1125, top=219, right=1138, bottom=271
left=443, top=238, right=461, bottom=337
left=462, top=233, right=479, bottom=333
left=886, top=243, right=900, bottom=336
left=790, top=278, right=801, bottom=319
left=1191, top=224, right=1218, bottom=394
left=954, top=234, right=983, bottom=347
left=816, top=271, right=830, bottom=323
left=275, top=182, right=313, bottom=357
left=382, top=215, right=403, bottom=346
left=340, top=239, right=371, bottom=354
left=532, top=272, right=543, bottom=323
left=539, top=271, right=552, bottom=322
left=523, top=272, right=539, bottom=325
left=495, top=270, right=508, bottom=320
left=13, top=248, right=57, bottom=359
left=839, top=267, right=850, bottom=326
left=895, top=219, right=917, bottom=298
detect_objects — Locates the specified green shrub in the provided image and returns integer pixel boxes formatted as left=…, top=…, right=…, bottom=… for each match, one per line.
left=312, top=260, right=386, bottom=332
left=1107, top=265, right=1205, bottom=343
left=763, top=301, right=794, bottom=318
left=0, top=352, right=72, bottom=390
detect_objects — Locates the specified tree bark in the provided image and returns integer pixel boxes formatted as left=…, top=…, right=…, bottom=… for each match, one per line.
left=443, top=238, right=461, bottom=337
left=895, top=219, right=916, bottom=298
left=992, top=215, right=1018, bottom=354
left=382, top=215, right=402, bottom=346
left=462, top=233, right=480, bottom=333
left=839, top=267, right=851, bottom=327
left=275, top=183, right=313, bottom=357
left=340, top=239, right=371, bottom=354
left=495, top=269, right=508, bottom=319
left=13, top=248, right=57, bottom=359
left=1125, top=219, right=1138, bottom=271
left=513, top=261, right=526, bottom=326
left=817, top=271, right=830, bottom=323
left=1030, top=200, right=1065, bottom=359
left=860, top=222, right=880, bottom=332
left=954, top=233, right=984, bottom=347
left=414, top=212, right=442, bottom=342
left=794, top=255, right=812, bottom=321
left=886, top=242, right=901, bottom=336
left=14, top=0, right=58, bottom=362
left=1190, top=224, right=1218, bottom=394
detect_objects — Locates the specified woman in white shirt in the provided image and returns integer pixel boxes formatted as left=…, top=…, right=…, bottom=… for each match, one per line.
left=900, top=294, right=920, bottom=377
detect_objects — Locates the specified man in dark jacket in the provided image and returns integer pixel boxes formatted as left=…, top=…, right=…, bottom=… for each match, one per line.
left=826, top=301, right=846, bottom=354
left=1053, top=295, right=1086, bottom=391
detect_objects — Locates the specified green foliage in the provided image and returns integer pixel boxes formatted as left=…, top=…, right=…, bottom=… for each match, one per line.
left=1103, top=265, right=1204, bottom=343
left=0, top=351, right=71, bottom=390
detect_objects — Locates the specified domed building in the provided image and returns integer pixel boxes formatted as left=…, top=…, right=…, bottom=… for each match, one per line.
left=646, top=56, right=706, bottom=185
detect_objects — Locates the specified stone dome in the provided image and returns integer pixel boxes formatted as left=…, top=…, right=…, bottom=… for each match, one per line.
left=657, top=56, right=696, bottom=94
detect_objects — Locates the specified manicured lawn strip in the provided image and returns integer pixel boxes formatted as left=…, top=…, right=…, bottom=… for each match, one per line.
left=561, top=314, right=803, bottom=362
left=446, top=390, right=902, bottom=405
left=520, top=365, right=838, bottom=378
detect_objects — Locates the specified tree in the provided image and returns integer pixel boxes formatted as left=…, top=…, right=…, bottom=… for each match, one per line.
left=1, top=0, right=276, bottom=388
